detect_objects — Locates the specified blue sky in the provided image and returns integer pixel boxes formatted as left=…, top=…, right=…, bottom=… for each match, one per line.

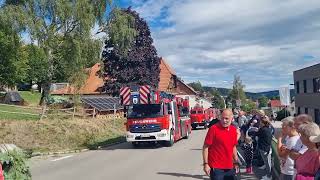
left=115, top=0, right=320, bottom=92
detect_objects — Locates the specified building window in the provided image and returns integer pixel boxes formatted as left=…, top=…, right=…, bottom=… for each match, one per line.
left=315, top=109, right=320, bottom=125
left=297, top=107, right=301, bottom=115
left=314, top=77, right=320, bottom=93
left=296, top=81, right=300, bottom=94
left=303, top=80, right=307, bottom=93
left=305, top=108, right=308, bottom=114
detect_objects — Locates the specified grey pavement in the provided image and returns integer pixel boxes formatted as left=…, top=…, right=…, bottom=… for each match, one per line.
left=30, top=127, right=266, bottom=180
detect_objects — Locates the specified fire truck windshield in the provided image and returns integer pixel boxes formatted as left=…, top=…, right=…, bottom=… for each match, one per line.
left=127, top=104, right=163, bottom=118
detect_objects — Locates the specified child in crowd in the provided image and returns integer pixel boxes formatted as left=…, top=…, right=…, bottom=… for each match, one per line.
left=241, top=136, right=254, bottom=174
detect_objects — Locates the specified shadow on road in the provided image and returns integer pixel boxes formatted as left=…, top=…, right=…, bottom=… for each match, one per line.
left=190, top=148, right=202, bottom=151
left=157, top=172, right=209, bottom=180
left=101, top=142, right=165, bottom=151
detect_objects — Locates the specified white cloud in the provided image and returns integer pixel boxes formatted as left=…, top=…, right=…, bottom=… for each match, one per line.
left=130, top=0, right=320, bottom=92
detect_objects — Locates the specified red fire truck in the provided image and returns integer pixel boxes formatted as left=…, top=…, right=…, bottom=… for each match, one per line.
left=120, top=85, right=191, bottom=147
left=190, top=105, right=218, bottom=129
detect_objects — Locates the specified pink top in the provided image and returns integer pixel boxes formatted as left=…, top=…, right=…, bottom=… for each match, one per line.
left=295, top=149, right=320, bottom=176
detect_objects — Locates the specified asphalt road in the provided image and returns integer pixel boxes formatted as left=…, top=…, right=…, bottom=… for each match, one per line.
left=30, top=127, right=262, bottom=180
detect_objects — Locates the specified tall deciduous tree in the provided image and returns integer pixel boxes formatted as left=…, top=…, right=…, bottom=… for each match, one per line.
left=188, top=81, right=204, bottom=93
left=23, top=44, right=48, bottom=87
left=258, top=96, right=269, bottom=108
left=0, top=13, right=28, bottom=89
left=228, top=75, right=246, bottom=107
left=3, top=0, right=136, bottom=105
left=210, top=89, right=225, bottom=109
left=102, top=8, right=160, bottom=96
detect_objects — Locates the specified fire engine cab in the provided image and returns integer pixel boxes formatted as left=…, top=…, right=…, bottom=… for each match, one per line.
left=190, top=105, right=218, bottom=129
left=120, top=85, right=191, bottom=147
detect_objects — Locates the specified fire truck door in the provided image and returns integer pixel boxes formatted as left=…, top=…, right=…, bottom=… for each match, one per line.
left=170, top=101, right=180, bottom=137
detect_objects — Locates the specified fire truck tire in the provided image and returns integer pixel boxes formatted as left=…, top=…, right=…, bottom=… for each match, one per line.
left=132, top=142, right=140, bottom=148
left=165, top=130, right=174, bottom=147
left=204, top=123, right=208, bottom=129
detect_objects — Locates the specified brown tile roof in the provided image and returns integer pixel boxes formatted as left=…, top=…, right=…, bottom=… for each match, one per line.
left=270, top=100, right=285, bottom=108
left=51, top=63, right=104, bottom=95
left=51, top=59, right=196, bottom=96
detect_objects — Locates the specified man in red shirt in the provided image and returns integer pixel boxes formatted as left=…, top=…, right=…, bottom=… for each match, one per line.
left=202, top=109, right=238, bottom=180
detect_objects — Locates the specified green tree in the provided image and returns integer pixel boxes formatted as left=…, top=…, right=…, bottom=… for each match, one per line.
left=4, top=0, right=136, bottom=105
left=241, top=99, right=257, bottom=113
left=0, top=13, right=28, bottom=88
left=210, top=89, right=225, bottom=109
left=228, top=75, right=246, bottom=107
left=276, top=108, right=291, bottom=121
left=103, top=8, right=159, bottom=95
left=258, top=96, right=269, bottom=108
left=23, top=45, right=48, bottom=87
left=270, top=96, right=280, bottom=100
left=188, top=81, right=204, bottom=92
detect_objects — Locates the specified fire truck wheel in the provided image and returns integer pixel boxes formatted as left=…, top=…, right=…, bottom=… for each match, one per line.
left=132, top=142, right=140, bottom=148
left=165, top=130, right=174, bottom=147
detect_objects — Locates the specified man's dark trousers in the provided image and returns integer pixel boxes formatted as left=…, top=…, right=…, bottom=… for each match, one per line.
left=210, top=168, right=237, bottom=180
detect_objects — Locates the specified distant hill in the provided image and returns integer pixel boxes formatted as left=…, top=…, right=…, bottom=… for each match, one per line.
left=203, top=86, right=295, bottom=100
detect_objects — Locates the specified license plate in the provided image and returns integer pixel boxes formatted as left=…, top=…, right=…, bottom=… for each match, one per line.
left=140, top=134, right=150, bottom=138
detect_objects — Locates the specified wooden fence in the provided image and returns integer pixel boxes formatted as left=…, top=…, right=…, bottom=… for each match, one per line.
left=0, top=103, right=123, bottom=120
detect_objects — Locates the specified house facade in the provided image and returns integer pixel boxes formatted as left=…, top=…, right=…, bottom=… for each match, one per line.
left=293, top=63, right=320, bottom=124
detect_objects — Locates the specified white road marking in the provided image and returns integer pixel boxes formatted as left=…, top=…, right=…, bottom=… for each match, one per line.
left=51, top=155, right=73, bottom=162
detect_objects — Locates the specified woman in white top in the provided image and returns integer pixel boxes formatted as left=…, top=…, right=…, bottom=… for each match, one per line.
left=277, top=116, right=300, bottom=180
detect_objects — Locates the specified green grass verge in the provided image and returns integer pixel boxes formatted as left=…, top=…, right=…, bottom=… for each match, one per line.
left=0, top=104, right=40, bottom=121
left=19, top=91, right=41, bottom=106
left=0, top=118, right=126, bottom=152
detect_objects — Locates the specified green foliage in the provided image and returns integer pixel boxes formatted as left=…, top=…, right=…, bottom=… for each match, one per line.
left=210, top=89, right=225, bottom=109
left=228, top=75, right=246, bottom=107
left=276, top=108, right=291, bottom=121
left=188, top=81, right=204, bottom=92
left=258, top=96, right=269, bottom=108
left=0, top=13, right=28, bottom=87
left=241, top=99, right=257, bottom=113
left=105, top=8, right=137, bottom=56
left=270, top=96, right=280, bottom=100
left=23, top=45, right=48, bottom=85
left=0, top=150, right=31, bottom=180
left=103, top=8, right=160, bottom=95
left=3, top=0, right=136, bottom=104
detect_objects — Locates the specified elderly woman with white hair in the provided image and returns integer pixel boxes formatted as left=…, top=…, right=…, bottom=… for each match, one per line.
left=295, top=123, right=320, bottom=179
left=277, top=116, right=300, bottom=180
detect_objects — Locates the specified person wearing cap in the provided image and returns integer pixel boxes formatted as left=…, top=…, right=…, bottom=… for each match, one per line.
left=310, top=133, right=320, bottom=180
left=295, top=122, right=320, bottom=179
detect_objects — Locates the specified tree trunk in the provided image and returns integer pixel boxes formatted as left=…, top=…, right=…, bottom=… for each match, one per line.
left=39, top=82, right=50, bottom=106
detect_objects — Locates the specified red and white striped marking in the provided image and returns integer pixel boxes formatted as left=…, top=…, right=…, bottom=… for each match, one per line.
left=139, top=85, right=150, bottom=104
left=120, top=87, right=131, bottom=105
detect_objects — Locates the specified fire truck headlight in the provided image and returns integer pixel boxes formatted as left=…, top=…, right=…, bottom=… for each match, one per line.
left=127, top=134, right=134, bottom=138
left=157, top=133, right=167, bottom=137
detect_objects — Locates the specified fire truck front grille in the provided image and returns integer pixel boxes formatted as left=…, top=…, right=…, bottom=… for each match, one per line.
left=129, top=124, right=161, bottom=133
